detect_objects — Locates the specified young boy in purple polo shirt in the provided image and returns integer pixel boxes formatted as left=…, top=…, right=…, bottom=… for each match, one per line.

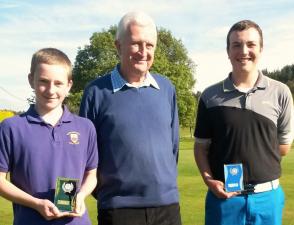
left=0, top=48, right=98, bottom=225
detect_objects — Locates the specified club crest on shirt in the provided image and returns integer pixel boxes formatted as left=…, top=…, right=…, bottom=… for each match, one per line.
left=67, top=131, right=80, bottom=145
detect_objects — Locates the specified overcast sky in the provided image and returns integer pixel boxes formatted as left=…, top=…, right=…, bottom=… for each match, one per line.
left=1, top=0, right=294, bottom=111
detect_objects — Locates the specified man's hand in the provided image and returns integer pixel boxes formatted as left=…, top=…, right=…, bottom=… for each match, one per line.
left=205, top=177, right=239, bottom=199
left=67, top=192, right=86, bottom=217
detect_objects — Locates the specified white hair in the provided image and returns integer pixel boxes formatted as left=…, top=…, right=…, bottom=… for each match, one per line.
left=116, top=11, right=157, bottom=41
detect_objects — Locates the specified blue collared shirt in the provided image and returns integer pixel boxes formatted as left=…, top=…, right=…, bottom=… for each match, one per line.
left=110, top=65, right=160, bottom=92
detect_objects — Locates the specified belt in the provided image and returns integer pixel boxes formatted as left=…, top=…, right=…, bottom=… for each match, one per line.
left=242, top=179, right=279, bottom=194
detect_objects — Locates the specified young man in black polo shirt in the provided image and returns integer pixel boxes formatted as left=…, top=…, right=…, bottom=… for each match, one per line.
left=194, top=20, right=293, bottom=225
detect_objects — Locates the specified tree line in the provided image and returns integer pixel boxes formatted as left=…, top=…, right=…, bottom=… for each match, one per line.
left=262, top=64, right=294, bottom=94
left=22, top=25, right=293, bottom=129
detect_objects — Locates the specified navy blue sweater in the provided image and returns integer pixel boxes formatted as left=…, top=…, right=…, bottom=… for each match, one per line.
left=80, top=72, right=179, bottom=209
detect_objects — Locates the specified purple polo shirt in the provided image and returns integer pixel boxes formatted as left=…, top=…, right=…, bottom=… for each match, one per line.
left=0, top=105, right=98, bottom=225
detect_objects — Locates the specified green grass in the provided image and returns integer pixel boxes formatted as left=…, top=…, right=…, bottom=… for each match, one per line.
left=280, top=146, right=294, bottom=225
left=1, top=130, right=294, bottom=225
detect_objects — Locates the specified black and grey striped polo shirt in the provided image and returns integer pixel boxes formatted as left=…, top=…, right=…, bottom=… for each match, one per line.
left=194, top=72, right=293, bottom=184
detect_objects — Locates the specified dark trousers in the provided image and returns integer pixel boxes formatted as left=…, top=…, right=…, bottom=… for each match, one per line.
left=98, top=203, right=182, bottom=225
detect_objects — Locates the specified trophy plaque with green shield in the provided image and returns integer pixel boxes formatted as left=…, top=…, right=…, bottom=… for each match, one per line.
left=54, top=177, right=79, bottom=212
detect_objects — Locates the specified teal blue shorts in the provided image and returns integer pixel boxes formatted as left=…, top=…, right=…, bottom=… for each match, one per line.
left=205, top=186, right=284, bottom=225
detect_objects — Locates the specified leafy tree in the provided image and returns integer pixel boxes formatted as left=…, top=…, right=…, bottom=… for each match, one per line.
left=72, top=26, right=118, bottom=93
left=152, top=28, right=196, bottom=128
left=71, top=26, right=196, bottom=127
left=262, top=64, right=294, bottom=94
left=27, top=93, right=35, bottom=105
left=64, top=92, right=83, bottom=114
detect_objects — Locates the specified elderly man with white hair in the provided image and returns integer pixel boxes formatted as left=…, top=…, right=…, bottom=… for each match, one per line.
left=80, top=11, right=182, bottom=225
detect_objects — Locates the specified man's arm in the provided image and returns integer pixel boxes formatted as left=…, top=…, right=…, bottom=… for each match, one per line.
left=71, top=168, right=97, bottom=217
left=280, top=144, right=292, bottom=156
left=171, top=86, right=180, bottom=161
left=79, top=85, right=95, bottom=121
left=278, top=85, right=293, bottom=156
left=194, top=141, right=238, bottom=199
left=0, top=172, right=69, bottom=220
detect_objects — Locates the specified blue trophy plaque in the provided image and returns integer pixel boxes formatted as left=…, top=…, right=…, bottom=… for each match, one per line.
left=224, top=164, right=244, bottom=192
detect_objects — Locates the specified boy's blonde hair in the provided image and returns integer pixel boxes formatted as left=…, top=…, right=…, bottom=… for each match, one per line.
left=30, top=48, right=72, bottom=79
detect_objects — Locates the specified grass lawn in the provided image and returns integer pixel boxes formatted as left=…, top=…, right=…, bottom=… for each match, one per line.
left=1, top=129, right=294, bottom=224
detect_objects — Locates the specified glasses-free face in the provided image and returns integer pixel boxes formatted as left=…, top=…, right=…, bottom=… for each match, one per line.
left=227, top=27, right=263, bottom=75
left=116, top=23, right=157, bottom=80
left=28, top=63, right=72, bottom=115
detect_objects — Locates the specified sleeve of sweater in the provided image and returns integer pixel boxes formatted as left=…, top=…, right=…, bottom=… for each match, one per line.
left=79, top=84, right=97, bottom=124
left=171, top=85, right=180, bottom=163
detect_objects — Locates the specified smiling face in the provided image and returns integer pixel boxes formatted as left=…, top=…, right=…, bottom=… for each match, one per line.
left=115, top=23, right=157, bottom=81
left=29, top=63, right=72, bottom=115
left=227, top=27, right=263, bottom=76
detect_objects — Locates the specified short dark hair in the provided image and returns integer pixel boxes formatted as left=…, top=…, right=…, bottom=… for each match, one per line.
left=30, top=48, right=72, bottom=79
left=226, top=20, right=263, bottom=51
